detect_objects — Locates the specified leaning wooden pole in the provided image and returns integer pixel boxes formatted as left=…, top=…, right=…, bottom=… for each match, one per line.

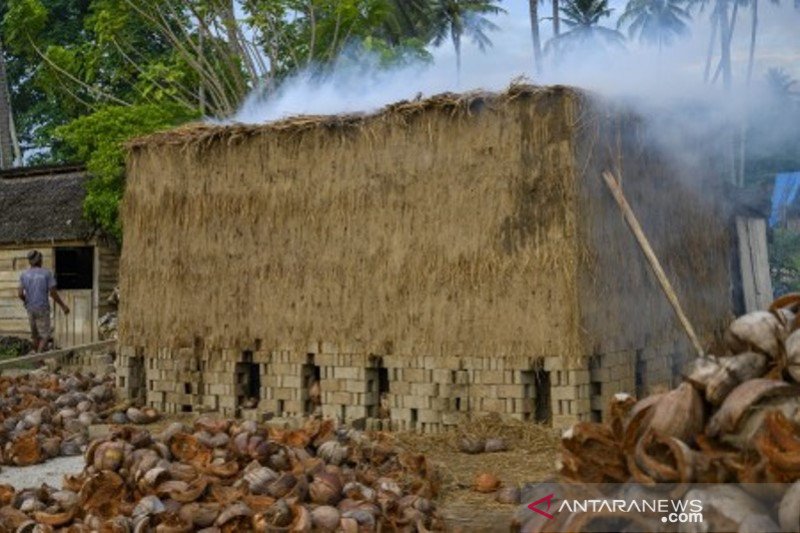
left=601, top=170, right=705, bottom=358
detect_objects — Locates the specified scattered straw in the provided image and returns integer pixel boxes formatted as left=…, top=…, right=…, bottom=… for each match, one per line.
left=393, top=414, right=559, bottom=528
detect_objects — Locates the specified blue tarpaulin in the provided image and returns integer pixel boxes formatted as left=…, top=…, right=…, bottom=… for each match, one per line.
left=770, top=172, right=800, bottom=227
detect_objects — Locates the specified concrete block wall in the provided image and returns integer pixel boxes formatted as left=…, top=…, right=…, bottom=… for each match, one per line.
left=57, top=348, right=115, bottom=378
left=587, top=340, right=690, bottom=421
left=117, top=341, right=690, bottom=430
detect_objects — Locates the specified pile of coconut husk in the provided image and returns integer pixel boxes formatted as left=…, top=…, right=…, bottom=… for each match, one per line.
left=513, top=294, right=800, bottom=532
left=0, top=371, right=119, bottom=466
left=0, top=418, right=441, bottom=531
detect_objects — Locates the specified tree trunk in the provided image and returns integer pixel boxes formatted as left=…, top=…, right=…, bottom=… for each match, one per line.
left=529, top=0, right=543, bottom=74
left=712, top=0, right=738, bottom=84
left=718, top=0, right=733, bottom=91
left=552, top=0, right=561, bottom=36
left=454, top=31, right=462, bottom=85
left=746, top=0, right=758, bottom=85
left=703, top=7, right=719, bottom=83
left=0, top=43, right=17, bottom=169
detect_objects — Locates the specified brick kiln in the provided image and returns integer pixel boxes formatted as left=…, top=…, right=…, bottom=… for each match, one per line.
left=116, top=85, right=734, bottom=430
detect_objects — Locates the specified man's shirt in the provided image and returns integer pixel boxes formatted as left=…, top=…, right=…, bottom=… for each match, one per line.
left=19, top=267, right=56, bottom=312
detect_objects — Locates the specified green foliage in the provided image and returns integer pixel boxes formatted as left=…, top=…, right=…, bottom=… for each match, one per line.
left=745, top=69, right=800, bottom=183
left=1, top=0, right=505, bottom=240
left=770, top=229, right=800, bottom=294
left=55, top=103, right=199, bottom=239
left=546, top=0, right=625, bottom=55
left=617, top=0, right=691, bottom=49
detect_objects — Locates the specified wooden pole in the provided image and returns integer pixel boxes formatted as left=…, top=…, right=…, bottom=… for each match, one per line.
left=0, top=339, right=116, bottom=371
left=601, top=171, right=705, bottom=358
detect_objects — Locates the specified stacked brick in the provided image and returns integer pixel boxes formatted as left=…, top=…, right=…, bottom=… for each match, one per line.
left=58, top=348, right=115, bottom=378
left=116, top=341, right=652, bottom=430
left=587, top=340, right=688, bottom=422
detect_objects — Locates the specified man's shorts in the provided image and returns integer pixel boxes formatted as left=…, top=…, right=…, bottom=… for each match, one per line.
left=28, top=309, right=51, bottom=341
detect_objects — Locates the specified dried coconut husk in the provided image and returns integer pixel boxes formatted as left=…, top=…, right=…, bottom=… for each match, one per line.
left=633, top=430, right=694, bottom=483
left=725, top=310, right=786, bottom=359
left=770, top=292, right=800, bottom=314
left=170, top=433, right=211, bottom=465
left=0, top=505, right=31, bottom=529
left=705, top=352, right=769, bottom=405
left=242, top=494, right=277, bottom=513
left=560, top=422, right=627, bottom=483
left=79, top=471, right=126, bottom=519
left=472, top=473, right=501, bottom=493
left=779, top=480, right=800, bottom=532
left=607, top=393, right=636, bottom=437
left=755, top=410, right=800, bottom=483
left=561, top=510, right=659, bottom=533
left=169, top=476, right=208, bottom=503
left=8, top=429, right=40, bottom=466
left=684, top=485, right=772, bottom=533
left=707, top=379, right=800, bottom=440
left=784, top=329, right=800, bottom=383
left=210, top=484, right=246, bottom=506
left=624, top=383, right=704, bottom=449
left=34, top=509, right=74, bottom=527
left=0, top=485, right=14, bottom=507
left=622, top=393, right=663, bottom=449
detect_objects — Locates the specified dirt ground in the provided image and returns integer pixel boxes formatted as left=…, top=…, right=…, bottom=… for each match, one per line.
left=395, top=415, right=559, bottom=531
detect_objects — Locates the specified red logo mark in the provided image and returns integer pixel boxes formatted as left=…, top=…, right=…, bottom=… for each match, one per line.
left=527, top=493, right=555, bottom=520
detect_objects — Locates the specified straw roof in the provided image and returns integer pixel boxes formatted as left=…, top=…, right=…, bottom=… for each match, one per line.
left=0, top=166, right=94, bottom=246
left=126, top=84, right=576, bottom=149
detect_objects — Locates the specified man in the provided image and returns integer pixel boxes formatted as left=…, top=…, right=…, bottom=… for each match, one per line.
left=17, top=250, right=70, bottom=352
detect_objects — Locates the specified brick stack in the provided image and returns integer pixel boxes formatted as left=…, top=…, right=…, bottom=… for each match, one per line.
left=118, top=341, right=615, bottom=430
left=58, top=347, right=115, bottom=378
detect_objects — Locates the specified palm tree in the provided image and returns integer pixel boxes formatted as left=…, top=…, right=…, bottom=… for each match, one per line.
left=545, top=0, right=625, bottom=55
left=617, top=0, right=692, bottom=51
left=428, top=0, right=505, bottom=80
left=529, top=0, right=544, bottom=73
left=552, top=0, right=562, bottom=38
left=766, top=67, right=798, bottom=99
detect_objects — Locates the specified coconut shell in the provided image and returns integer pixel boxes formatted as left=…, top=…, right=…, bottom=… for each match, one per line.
left=607, top=393, right=636, bottom=436
left=170, top=476, right=208, bottom=503
left=785, top=329, right=800, bottom=383
left=706, top=352, right=769, bottom=405
left=179, top=503, right=220, bottom=529
left=725, top=311, right=784, bottom=358
left=33, top=510, right=75, bottom=527
left=633, top=430, right=695, bottom=485
left=707, top=379, right=798, bottom=438
left=170, top=433, right=210, bottom=465
left=79, top=471, right=126, bottom=519
left=310, top=505, right=340, bottom=531
left=645, top=383, right=705, bottom=444
left=484, top=438, right=508, bottom=453
left=472, top=473, right=501, bottom=493
left=8, top=429, right=40, bottom=466
left=457, top=436, right=485, bottom=454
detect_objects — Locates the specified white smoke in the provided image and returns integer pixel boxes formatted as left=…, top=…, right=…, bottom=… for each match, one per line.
left=231, top=0, right=800, bottom=124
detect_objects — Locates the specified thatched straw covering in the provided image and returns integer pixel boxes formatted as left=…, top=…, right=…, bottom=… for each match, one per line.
left=119, top=85, right=731, bottom=369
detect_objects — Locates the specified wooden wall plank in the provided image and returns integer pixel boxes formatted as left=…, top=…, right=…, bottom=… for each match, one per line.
left=737, top=216, right=773, bottom=312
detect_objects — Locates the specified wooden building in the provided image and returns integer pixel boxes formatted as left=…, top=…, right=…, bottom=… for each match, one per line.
left=118, top=86, right=735, bottom=429
left=0, top=165, right=119, bottom=347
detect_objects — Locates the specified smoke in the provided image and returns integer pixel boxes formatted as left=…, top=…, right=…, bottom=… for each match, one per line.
left=231, top=0, right=800, bottom=124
